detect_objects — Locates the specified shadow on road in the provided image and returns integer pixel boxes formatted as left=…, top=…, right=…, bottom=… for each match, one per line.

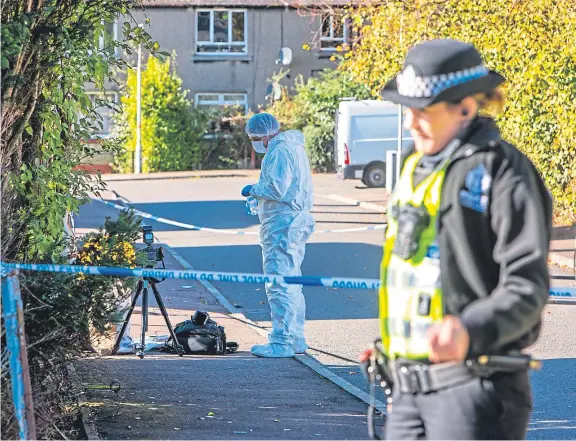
left=528, top=357, right=576, bottom=439
left=315, top=220, right=386, bottom=225
left=173, top=241, right=382, bottom=321
left=73, top=198, right=126, bottom=229
left=76, top=200, right=386, bottom=232
left=76, top=200, right=260, bottom=231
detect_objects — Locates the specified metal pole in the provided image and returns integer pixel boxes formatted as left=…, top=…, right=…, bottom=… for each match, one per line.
left=396, top=104, right=403, bottom=182
left=134, top=43, right=142, bottom=174
left=1, top=272, right=36, bottom=440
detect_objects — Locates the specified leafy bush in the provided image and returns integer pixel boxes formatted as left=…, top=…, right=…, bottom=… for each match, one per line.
left=74, top=210, right=149, bottom=333
left=267, top=69, right=374, bottom=171
left=1, top=0, right=160, bottom=437
left=302, top=123, right=334, bottom=171
left=339, top=0, right=576, bottom=223
left=1, top=210, right=146, bottom=439
left=201, top=113, right=254, bottom=169
left=114, top=53, right=210, bottom=173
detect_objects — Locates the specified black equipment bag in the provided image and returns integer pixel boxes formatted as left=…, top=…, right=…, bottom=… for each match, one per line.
left=172, top=311, right=237, bottom=355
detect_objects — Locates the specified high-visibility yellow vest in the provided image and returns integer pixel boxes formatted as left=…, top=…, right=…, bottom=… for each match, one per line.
left=379, top=152, right=450, bottom=360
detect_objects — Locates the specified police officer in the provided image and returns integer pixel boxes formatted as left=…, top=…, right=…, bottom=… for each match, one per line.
left=377, top=39, right=553, bottom=439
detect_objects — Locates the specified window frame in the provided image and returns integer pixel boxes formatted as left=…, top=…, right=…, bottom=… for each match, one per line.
left=85, top=91, right=120, bottom=139
left=195, top=9, right=248, bottom=55
left=194, top=92, right=248, bottom=138
left=194, top=92, right=248, bottom=114
left=89, top=19, right=119, bottom=56
left=320, top=12, right=349, bottom=52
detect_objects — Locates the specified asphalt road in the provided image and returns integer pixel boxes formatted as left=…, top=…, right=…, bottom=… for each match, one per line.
left=77, top=173, right=576, bottom=439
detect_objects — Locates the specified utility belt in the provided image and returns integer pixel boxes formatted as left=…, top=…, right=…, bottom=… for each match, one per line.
left=360, top=339, right=541, bottom=440
left=391, top=359, right=476, bottom=394
left=362, top=339, right=540, bottom=397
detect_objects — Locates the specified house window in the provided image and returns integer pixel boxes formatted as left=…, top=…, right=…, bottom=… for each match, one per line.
left=196, top=10, right=247, bottom=54
left=195, top=93, right=248, bottom=134
left=86, top=91, right=119, bottom=138
left=320, top=13, right=348, bottom=51
left=92, top=20, right=118, bottom=54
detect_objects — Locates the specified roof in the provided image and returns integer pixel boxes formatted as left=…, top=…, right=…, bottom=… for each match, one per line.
left=139, top=0, right=369, bottom=7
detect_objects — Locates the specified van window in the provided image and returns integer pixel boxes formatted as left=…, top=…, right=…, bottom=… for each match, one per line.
left=351, top=115, right=411, bottom=140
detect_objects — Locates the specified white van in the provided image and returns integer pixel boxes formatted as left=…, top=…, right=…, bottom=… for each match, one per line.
left=335, top=99, right=413, bottom=187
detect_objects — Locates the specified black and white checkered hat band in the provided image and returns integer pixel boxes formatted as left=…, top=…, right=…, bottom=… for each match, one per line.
left=396, top=64, right=490, bottom=98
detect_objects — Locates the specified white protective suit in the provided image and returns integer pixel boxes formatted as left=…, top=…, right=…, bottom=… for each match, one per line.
left=249, top=130, right=315, bottom=356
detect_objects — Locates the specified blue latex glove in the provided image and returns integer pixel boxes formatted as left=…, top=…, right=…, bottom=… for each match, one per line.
left=241, top=184, right=253, bottom=197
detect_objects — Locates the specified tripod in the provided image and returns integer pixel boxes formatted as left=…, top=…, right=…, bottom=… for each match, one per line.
left=112, top=275, right=184, bottom=359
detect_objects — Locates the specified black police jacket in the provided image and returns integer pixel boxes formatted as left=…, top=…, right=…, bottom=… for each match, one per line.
left=402, top=117, right=553, bottom=358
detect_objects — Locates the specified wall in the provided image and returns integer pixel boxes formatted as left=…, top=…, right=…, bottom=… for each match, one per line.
left=130, top=6, right=337, bottom=111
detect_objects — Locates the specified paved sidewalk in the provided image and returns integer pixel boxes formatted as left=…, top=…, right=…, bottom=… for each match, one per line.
left=549, top=226, right=576, bottom=271
left=75, top=249, right=373, bottom=440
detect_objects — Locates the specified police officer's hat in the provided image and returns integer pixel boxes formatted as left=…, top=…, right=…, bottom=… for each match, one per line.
left=381, top=39, right=505, bottom=109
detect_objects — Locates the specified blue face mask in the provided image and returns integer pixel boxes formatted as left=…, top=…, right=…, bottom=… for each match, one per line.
left=251, top=140, right=266, bottom=154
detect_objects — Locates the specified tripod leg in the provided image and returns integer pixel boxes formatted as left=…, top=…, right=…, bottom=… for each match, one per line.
left=112, top=281, right=142, bottom=354
left=151, top=282, right=185, bottom=356
left=137, top=280, right=149, bottom=358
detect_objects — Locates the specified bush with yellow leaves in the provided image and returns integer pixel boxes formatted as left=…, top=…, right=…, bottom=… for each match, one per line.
left=72, top=209, right=149, bottom=339
left=337, top=0, right=576, bottom=223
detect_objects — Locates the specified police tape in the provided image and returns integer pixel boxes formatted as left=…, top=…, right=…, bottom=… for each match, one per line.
left=94, top=199, right=387, bottom=235
left=0, top=262, right=381, bottom=290
left=1, top=262, right=575, bottom=298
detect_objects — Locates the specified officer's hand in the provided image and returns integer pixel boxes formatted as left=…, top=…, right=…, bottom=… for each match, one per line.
left=241, top=184, right=253, bottom=197
left=426, top=315, right=470, bottom=363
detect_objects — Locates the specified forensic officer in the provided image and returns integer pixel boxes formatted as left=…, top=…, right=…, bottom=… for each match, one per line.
left=242, top=113, right=315, bottom=358
left=377, top=39, right=553, bottom=439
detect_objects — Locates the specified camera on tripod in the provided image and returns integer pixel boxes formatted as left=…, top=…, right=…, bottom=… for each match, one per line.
left=142, top=225, right=164, bottom=269
left=112, top=224, right=185, bottom=358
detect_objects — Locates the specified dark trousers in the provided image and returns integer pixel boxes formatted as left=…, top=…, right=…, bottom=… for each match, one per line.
left=385, top=371, right=532, bottom=440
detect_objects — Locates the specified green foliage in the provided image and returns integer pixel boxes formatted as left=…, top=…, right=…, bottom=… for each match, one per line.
left=2, top=1, right=160, bottom=262
left=302, top=123, right=335, bottom=172
left=201, top=113, right=254, bottom=169
left=73, top=209, right=147, bottom=334
left=267, top=69, right=373, bottom=171
left=1, top=210, right=146, bottom=439
left=114, top=53, right=210, bottom=173
left=1, top=1, right=160, bottom=438
left=340, top=0, right=576, bottom=223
